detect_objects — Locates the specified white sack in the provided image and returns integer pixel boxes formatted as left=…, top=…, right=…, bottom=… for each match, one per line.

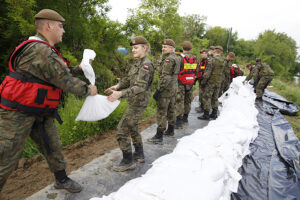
left=76, top=49, right=120, bottom=121
left=75, top=95, right=120, bottom=121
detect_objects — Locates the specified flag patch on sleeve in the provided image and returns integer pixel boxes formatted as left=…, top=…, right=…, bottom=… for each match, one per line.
left=166, top=60, right=170, bottom=63
left=144, top=65, right=149, bottom=69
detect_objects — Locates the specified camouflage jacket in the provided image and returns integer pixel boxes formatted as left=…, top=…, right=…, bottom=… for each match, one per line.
left=253, top=63, right=274, bottom=81
left=14, top=33, right=91, bottom=97
left=157, top=52, right=180, bottom=97
left=223, top=59, right=232, bottom=83
left=202, top=54, right=225, bottom=85
left=119, top=56, right=155, bottom=107
left=245, top=66, right=256, bottom=81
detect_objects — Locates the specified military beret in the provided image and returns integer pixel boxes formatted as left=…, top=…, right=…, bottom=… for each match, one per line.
left=256, top=58, right=261, bottom=63
left=182, top=41, right=192, bottom=51
left=215, top=46, right=223, bottom=51
left=228, top=52, right=235, bottom=58
left=200, top=49, right=207, bottom=54
left=130, top=36, right=148, bottom=46
left=35, top=9, right=65, bottom=22
left=209, top=46, right=215, bottom=50
left=163, top=39, right=175, bottom=48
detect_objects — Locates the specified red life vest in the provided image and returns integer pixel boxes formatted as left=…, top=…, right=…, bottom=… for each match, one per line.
left=230, top=66, right=240, bottom=78
left=0, top=39, right=69, bottom=120
left=197, top=58, right=208, bottom=78
left=178, top=55, right=197, bottom=85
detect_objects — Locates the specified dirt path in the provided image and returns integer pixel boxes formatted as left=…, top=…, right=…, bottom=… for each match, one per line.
left=2, top=117, right=156, bottom=200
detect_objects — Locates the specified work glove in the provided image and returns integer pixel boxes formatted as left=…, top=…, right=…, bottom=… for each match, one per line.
left=153, top=90, right=160, bottom=101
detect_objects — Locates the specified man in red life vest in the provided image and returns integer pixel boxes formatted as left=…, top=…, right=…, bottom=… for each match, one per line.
left=175, top=41, right=197, bottom=128
left=0, top=9, right=97, bottom=195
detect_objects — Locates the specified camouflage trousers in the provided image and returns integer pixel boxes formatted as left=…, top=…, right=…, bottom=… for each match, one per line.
left=116, top=105, right=147, bottom=153
left=202, top=83, right=221, bottom=111
left=156, top=94, right=176, bottom=132
left=0, top=109, right=66, bottom=192
left=219, top=79, right=231, bottom=97
left=255, top=75, right=274, bottom=98
left=176, top=84, right=193, bottom=117
left=198, top=80, right=204, bottom=105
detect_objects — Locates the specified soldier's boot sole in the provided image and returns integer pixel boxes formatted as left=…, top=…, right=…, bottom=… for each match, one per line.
left=133, top=153, right=145, bottom=163
left=54, top=180, right=82, bottom=193
left=175, top=126, right=183, bottom=129
left=197, top=116, right=210, bottom=120
left=112, top=162, right=136, bottom=172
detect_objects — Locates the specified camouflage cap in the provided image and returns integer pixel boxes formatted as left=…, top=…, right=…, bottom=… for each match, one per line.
left=182, top=41, right=192, bottom=51
left=228, top=52, right=235, bottom=58
left=35, top=9, right=65, bottom=22
left=130, top=36, right=148, bottom=46
left=163, top=39, right=175, bottom=48
left=200, top=49, right=208, bottom=54
left=209, top=46, right=215, bottom=50
left=215, top=46, right=223, bottom=51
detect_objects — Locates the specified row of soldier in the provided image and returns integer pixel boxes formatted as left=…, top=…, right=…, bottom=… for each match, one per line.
left=0, top=9, right=274, bottom=197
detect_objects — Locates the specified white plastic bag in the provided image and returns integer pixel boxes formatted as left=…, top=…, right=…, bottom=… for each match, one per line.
left=75, top=49, right=120, bottom=121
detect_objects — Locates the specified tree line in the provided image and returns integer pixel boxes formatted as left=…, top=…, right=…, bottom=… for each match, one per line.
left=1, top=0, right=299, bottom=90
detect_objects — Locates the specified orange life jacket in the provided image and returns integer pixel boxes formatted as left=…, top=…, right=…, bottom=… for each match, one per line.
left=178, top=55, right=197, bottom=85
left=197, top=58, right=208, bottom=78
left=0, top=39, right=68, bottom=121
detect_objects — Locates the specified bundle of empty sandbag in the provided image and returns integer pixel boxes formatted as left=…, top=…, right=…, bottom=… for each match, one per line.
left=75, top=49, right=120, bottom=121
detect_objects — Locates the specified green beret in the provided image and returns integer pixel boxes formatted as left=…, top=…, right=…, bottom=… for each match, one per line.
left=130, top=36, right=148, bottom=46
left=163, top=39, right=175, bottom=48
left=182, top=41, right=192, bottom=51
left=228, top=52, right=235, bottom=58
left=35, top=9, right=65, bottom=22
left=209, top=46, right=215, bottom=50
left=215, top=46, right=223, bottom=51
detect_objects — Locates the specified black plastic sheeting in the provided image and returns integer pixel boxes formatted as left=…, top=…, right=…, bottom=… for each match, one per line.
left=263, top=89, right=299, bottom=116
left=231, top=98, right=300, bottom=200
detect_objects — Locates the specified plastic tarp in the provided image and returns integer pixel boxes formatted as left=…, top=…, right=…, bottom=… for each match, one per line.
left=76, top=49, right=120, bottom=121
left=90, top=77, right=260, bottom=200
left=231, top=93, right=300, bottom=199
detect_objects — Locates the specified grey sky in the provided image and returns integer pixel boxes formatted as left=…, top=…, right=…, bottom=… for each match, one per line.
left=107, top=0, right=300, bottom=54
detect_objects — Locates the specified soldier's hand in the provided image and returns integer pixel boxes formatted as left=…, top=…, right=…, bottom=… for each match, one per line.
left=153, top=90, right=160, bottom=101
left=242, top=80, right=248, bottom=84
left=89, top=84, right=97, bottom=96
left=107, top=91, right=122, bottom=102
left=104, top=85, right=119, bottom=94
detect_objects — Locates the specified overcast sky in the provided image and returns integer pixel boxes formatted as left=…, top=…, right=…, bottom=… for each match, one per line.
left=107, top=0, right=300, bottom=54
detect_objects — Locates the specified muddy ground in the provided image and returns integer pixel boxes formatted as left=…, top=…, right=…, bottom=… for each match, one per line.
left=2, top=117, right=156, bottom=200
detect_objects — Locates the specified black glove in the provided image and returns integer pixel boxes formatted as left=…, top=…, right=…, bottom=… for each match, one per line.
left=153, top=90, right=160, bottom=101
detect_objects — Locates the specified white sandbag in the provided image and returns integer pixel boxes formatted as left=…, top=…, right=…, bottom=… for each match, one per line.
left=75, top=95, right=120, bottom=121
left=81, top=49, right=96, bottom=85
left=76, top=49, right=120, bottom=121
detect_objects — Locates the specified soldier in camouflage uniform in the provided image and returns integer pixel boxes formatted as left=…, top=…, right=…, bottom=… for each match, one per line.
left=105, top=36, right=155, bottom=171
left=175, top=41, right=197, bottom=129
left=147, top=39, right=180, bottom=144
left=198, top=46, right=225, bottom=120
left=252, top=58, right=274, bottom=102
left=195, top=49, right=209, bottom=113
left=219, top=52, right=235, bottom=97
left=0, top=9, right=97, bottom=194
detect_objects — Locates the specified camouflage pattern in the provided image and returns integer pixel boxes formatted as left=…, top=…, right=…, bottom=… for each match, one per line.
left=201, top=55, right=225, bottom=111
left=219, top=59, right=232, bottom=97
left=176, top=52, right=196, bottom=117
left=0, top=33, right=91, bottom=192
left=156, top=52, right=180, bottom=131
left=196, top=57, right=209, bottom=105
left=253, top=62, right=274, bottom=98
left=117, top=56, right=155, bottom=153
left=245, top=66, right=256, bottom=81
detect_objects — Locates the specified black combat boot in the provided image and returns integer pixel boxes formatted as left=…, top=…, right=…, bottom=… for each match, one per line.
left=133, top=144, right=145, bottom=163
left=255, top=97, right=263, bottom=104
left=112, top=151, right=136, bottom=172
left=210, top=109, right=218, bottom=120
left=175, top=116, right=183, bottom=129
left=182, top=114, right=189, bottom=125
left=147, top=130, right=163, bottom=145
left=164, top=125, right=175, bottom=137
left=54, top=170, right=82, bottom=193
left=198, top=111, right=210, bottom=120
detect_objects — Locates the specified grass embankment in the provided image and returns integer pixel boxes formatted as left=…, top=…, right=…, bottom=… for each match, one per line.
left=270, top=78, right=300, bottom=139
